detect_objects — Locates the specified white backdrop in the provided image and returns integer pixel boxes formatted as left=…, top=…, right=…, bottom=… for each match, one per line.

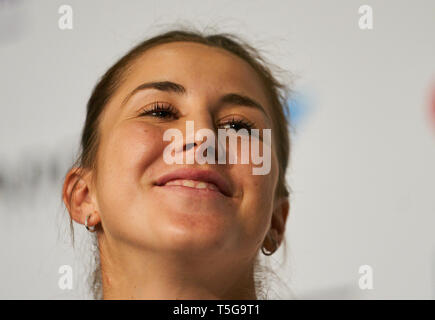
left=1, top=0, right=434, bottom=299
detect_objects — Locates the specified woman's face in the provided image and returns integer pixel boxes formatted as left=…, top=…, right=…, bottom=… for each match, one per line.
left=93, top=42, right=281, bottom=261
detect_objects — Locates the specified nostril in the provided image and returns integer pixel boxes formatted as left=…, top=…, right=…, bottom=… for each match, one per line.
left=184, top=142, right=196, bottom=152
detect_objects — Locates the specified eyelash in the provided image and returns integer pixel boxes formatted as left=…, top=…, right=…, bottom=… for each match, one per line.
left=138, top=102, right=179, bottom=119
left=138, top=102, right=256, bottom=132
left=219, top=116, right=255, bottom=132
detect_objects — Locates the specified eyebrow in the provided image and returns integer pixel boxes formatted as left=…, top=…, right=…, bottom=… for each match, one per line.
left=121, top=80, right=269, bottom=118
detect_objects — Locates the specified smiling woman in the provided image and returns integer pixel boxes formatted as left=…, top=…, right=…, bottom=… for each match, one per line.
left=62, top=28, right=292, bottom=300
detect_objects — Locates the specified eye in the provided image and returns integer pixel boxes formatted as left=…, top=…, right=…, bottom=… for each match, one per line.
left=219, top=116, right=255, bottom=134
left=138, top=102, right=179, bottom=119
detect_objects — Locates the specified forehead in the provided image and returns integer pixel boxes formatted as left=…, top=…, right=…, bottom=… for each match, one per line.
left=121, top=41, right=269, bottom=103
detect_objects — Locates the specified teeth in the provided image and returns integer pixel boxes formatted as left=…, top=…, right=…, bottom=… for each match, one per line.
left=165, top=180, right=182, bottom=186
left=208, top=183, right=218, bottom=191
left=196, top=182, right=207, bottom=189
left=182, top=180, right=195, bottom=188
left=163, top=179, right=219, bottom=191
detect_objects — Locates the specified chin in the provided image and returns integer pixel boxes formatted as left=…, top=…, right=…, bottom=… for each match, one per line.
left=155, top=215, right=235, bottom=253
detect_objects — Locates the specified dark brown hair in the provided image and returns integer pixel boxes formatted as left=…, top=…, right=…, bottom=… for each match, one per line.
left=66, top=27, right=292, bottom=299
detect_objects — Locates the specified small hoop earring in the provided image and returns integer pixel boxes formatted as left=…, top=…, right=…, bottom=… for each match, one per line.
left=261, top=234, right=278, bottom=256
left=85, top=214, right=96, bottom=232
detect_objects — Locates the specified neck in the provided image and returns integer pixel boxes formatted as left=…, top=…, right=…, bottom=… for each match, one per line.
left=98, top=235, right=258, bottom=300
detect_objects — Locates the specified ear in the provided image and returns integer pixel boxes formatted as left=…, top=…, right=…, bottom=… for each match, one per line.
left=265, top=197, right=289, bottom=250
left=62, top=167, right=100, bottom=228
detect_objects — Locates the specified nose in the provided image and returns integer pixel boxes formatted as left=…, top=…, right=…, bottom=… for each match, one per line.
left=180, top=112, right=220, bottom=163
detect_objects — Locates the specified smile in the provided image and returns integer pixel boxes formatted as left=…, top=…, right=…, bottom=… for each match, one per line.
left=164, top=179, right=219, bottom=191
left=154, top=168, right=233, bottom=197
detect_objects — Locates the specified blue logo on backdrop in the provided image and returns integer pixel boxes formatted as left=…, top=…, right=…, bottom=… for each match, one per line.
left=287, top=90, right=314, bottom=133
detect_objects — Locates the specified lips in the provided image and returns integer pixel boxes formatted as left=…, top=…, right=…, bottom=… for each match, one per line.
left=154, top=168, right=232, bottom=197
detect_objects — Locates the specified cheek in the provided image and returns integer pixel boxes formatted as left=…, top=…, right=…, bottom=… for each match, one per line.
left=103, top=122, right=163, bottom=178
left=232, top=149, right=279, bottom=240
left=95, top=123, right=165, bottom=224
